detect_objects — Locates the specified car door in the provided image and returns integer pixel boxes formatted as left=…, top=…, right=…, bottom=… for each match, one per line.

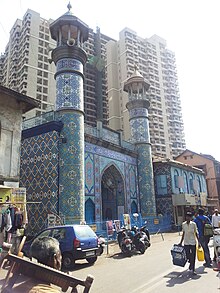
left=23, top=229, right=52, bottom=257
left=51, top=227, right=68, bottom=253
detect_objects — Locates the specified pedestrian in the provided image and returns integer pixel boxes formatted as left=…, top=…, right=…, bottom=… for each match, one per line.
left=194, top=208, right=212, bottom=267
left=179, top=211, right=199, bottom=275
left=5, top=236, right=62, bottom=292
left=212, top=209, right=220, bottom=229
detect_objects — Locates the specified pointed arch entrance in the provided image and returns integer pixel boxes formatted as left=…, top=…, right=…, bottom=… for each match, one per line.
left=101, top=164, right=125, bottom=221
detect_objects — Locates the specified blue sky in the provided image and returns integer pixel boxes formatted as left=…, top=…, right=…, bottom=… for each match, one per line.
left=0, top=0, right=220, bottom=160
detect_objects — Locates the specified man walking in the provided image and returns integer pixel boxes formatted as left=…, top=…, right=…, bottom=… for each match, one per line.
left=194, top=208, right=212, bottom=267
left=179, top=211, right=199, bottom=275
left=212, top=209, right=220, bottom=229
left=211, top=208, right=220, bottom=262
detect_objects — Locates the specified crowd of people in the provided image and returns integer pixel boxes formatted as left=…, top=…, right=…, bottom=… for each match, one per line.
left=179, top=207, right=220, bottom=275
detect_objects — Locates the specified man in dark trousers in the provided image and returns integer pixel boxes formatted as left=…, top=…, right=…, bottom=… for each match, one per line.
left=194, top=208, right=212, bottom=267
left=179, top=211, right=199, bottom=275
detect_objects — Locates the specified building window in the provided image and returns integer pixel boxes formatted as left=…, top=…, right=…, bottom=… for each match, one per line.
left=183, top=172, right=189, bottom=193
left=156, top=175, right=167, bottom=195
left=189, top=174, right=194, bottom=194
left=174, top=169, right=179, bottom=188
left=197, top=175, right=202, bottom=193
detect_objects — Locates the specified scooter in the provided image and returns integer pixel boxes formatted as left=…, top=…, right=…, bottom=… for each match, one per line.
left=140, top=225, right=151, bottom=248
left=120, top=230, right=133, bottom=256
left=98, top=235, right=106, bottom=255
left=129, top=227, right=146, bottom=254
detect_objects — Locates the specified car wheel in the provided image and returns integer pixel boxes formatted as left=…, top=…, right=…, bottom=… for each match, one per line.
left=62, top=253, right=74, bottom=270
left=86, top=256, right=97, bottom=264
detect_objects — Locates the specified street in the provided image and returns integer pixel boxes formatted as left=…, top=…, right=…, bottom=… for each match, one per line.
left=0, top=232, right=219, bottom=292
left=69, top=232, right=220, bottom=293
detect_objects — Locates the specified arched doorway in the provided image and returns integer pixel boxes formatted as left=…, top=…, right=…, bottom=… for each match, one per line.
left=101, top=165, right=125, bottom=221
left=85, top=199, right=95, bottom=224
left=131, top=201, right=138, bottom=214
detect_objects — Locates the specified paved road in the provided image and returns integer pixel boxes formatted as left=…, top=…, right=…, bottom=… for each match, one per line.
left=0, top=232, right=219, bottom=292
left=69, top=232, right=220, bottom=292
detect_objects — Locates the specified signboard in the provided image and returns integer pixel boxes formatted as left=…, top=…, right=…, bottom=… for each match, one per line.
left=114, top=220, right=121, bottom=232
left=123, top=214, right=131, bottom=230
left=11, top=188, right=26, bottom=204
left=106, top=220, right=114, bottom=236
left=154, top=218, right=159, bottom=225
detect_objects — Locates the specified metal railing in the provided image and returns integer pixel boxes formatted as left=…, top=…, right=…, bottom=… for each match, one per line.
left=22, top=111, right=136, bottom=152
left=22, top=111, right=55, bottom=130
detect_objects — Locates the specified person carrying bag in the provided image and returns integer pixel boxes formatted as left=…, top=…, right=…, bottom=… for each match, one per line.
left=179, top=211, right=200, bottom=275
left=194, top=208, right=212, bottom=267
left=196, top=245, right=205, bottom=261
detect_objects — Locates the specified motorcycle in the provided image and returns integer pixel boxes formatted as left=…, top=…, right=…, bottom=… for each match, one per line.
left=117, top=227, right=146, bottom=256
left=140, top=225, right=151, bottom=248
left=129, top=226, right=146, bottom=254
left=117, top=228, right=133, bottom=256
left=98, top=235, right=106, bottom=255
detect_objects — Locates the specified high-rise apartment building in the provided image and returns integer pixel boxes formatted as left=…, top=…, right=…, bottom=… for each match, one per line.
left=83, top=27, right=113, bottom=126
left=0, top=11, right=185, bottom=158
left=0, top=9, right=112, bottom=126
left=106, top=28, right=185, bottom=158
left=0, top=10, right=56, bottom=119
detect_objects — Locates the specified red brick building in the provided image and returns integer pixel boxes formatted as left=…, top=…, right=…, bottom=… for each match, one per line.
left=175, top=149, right=220, bottom=211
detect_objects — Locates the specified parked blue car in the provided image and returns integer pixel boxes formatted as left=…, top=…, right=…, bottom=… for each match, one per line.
left=22, top=225, right=100, bottom=270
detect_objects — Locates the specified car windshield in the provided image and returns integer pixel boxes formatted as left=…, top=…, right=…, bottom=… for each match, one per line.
left=74, top=225, right=96, bottom=238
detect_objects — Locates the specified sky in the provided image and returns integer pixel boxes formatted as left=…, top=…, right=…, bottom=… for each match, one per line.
left=0, top=0, right=220, bottom=160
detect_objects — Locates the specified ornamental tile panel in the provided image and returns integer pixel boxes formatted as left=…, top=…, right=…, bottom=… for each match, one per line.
left=20, top=131, right=59, bottom=236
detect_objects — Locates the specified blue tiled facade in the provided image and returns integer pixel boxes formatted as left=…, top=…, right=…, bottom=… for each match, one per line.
left=57, top=112, right=85, bottom=224
left=56, top=59, right=83, bottom=111
left=136, top=144, right=156, bottom=217
left=20, top=130, right=60, bottom=235
left=20, top=130, right=139, bottom=234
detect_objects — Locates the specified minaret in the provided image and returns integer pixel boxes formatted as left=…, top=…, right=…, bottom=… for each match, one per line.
left=50, top=3, right=89, bottom=223
left=124, top=66, right=156, bottom=217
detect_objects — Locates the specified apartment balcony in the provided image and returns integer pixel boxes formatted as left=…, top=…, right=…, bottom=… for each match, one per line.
left=172, top=192, right=207, bottom=206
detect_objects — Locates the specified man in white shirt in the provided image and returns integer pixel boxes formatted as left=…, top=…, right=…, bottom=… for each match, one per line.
left=212, top=209, right=220, bottom=229
left=212, top=209, right=220, bottom=262
left=179, top=211, right=200, bottom=275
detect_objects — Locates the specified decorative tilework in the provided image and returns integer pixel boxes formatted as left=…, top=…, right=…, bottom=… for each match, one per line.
left=85, top=152, right=94, bottom=194
left=94, top=154, right=101, bottom=222
left=57, top=59, right=83, bottom=72
left=57, top=111, right=85, bottom=224
left=20, top=131, right=59, bottom=236
left=102, top=128, right=120, bottom=145
left=130, top=118, right=150, bottom=143
left=153, top=163, right=172, bottom=196
left=129, top=165, right=137, bottom=198
left=156, top=197, right=174, bottom=223
left=56, top=73, right=83, bottom=111
left=100, top=157, right=125, bottom=178
left=136, top=144, right=156, bottom=217
left=85, top=142, right=137, bottom=165
left=129, top=108, right=148, bottom=119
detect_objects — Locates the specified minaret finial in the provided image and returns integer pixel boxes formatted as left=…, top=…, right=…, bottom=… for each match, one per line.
left=67, top=2, right=72, bottom=12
